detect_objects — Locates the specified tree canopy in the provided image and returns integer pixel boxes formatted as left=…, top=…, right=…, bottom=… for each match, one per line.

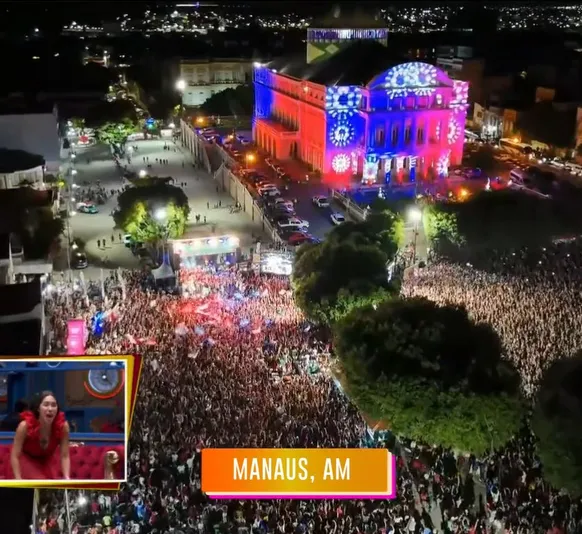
left=334, top=297, right=524, bottom=455
left=463, top=145, right=498, bottom=172
left=95, top=120, right=137, bottom=156
left=292, top=209, right=402, bottom=324
left=85, top=100, right=138, bottom=129
left=200, top=84, right=253, bottom=117
left=424, top=189, right=582, bottom=257
left=532, top=354, right=582, bottom=497
left=113, top=184, right=190, bottom=244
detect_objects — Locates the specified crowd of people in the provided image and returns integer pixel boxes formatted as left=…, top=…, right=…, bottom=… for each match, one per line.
left=34, top=242, right=582, bottom=534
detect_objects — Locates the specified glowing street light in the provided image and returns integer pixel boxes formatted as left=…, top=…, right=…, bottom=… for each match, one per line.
left=408, top=206, right=422, bottom=266
left=169, top=122, right=175, bottom=129
left=71, top=169, right=77, bottom=175
left=154, top=208, right=167, bottom=221
left=138, top=169, right=147, bottom=178
left=175, top=79, right=186, bottom=91
left=407, top=206, right=422, bottom=223
left=245, top=153, right=256, bottom=167
left=195, top=116, right=205, bottom=125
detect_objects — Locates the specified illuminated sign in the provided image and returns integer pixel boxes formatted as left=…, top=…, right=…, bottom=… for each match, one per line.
left=308, top=29, right=389, bottom=41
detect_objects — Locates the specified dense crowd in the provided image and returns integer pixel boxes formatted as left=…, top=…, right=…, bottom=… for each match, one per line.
left=35, top=246, right=582, bottom=534
left=402, top=241, right=582, bottom=395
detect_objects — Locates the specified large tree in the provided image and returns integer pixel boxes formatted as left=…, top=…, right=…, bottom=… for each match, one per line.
left=200, top=85, right=254, bottom=117
left=425, top=189, right=582, bottom=256
left=292, top=240, right=394, bottom=325
left=532, top=354, right=582, bottom=496
left=95, top=120, right=137, bottom=157
left=292, top=211, right=402, bottom=324
left=113, top=184, right=190, bottom=246
left=334, top=297, right=524, bottom=455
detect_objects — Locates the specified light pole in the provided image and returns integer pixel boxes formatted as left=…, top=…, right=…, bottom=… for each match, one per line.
left=407, top=206, right=422, bottom=266
left=175, top=79, right=186, bottom=121
left=245, top=153, right=256, bottom=169
left=154, top=208, right=169, bottom=262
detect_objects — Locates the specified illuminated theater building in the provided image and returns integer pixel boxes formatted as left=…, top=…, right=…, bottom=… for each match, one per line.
left=253, top=40, right=469, bottom=186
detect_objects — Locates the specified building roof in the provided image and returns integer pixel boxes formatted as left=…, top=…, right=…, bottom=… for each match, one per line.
left=269, top=40, right=398, bottom=86
left=0, top=187, right=55, bottom=209
left=0, top=280, right=42, bottom=317
left=0, top=149, right=45, bottom=174
left=0, top=100, right=55, bottom=116
left=0, top=319, right=42, bottom=355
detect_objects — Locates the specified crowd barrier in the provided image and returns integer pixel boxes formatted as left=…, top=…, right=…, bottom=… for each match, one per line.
left=213, top=164, right=281, bottom=242
left=331, top=190, right=368, bottom=221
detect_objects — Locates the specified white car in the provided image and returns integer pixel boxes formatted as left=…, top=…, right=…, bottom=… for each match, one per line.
left=278, top=217, right=309, bottom=229
left=258, top=184, right=277, bottom=193
left=312, top=195, right=330, bottom=208
left=262, top=188, right=281, bottom=197
left=330, top=212, right=346, bottom=225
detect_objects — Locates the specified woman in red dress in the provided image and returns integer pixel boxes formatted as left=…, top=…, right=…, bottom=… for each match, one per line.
left=9, top=390, right=71, bottom=480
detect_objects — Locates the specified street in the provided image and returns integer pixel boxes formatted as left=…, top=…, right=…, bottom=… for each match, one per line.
left=57, top=138, right=268, bottom=279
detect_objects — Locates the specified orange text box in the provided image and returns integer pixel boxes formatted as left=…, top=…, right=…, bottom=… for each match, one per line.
left=202, top=448, right=396, bottom=498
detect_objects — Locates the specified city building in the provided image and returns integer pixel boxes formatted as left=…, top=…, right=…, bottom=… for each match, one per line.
left=178, top=58, right=251, bottom=107
left=252, top=40, right=469, bottom=186
left=0, top=105, right=62, bottom=173
left=435, top=45, right=485, bottom=104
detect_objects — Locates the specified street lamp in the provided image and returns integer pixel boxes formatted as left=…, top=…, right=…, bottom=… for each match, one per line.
left=175, top=80, right=186, bottom=123
left=139, top=169, right=147, bottom=178
left=245, top=153, right=256, bottom=168
left=154, top=208, right=167, bottom=221
left=407, top=206, right=423, bottom=266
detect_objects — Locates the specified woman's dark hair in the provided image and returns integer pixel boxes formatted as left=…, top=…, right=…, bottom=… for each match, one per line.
left=29, top=391, right=60, bottom=419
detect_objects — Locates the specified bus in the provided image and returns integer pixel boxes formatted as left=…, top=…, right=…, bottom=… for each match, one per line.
left=499, top=138, right=533, bottom=154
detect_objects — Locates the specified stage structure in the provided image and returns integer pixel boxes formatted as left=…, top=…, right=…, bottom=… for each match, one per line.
left=172, top=236, right=240, bottom=268
left=253, top=43, right=468, bottom=186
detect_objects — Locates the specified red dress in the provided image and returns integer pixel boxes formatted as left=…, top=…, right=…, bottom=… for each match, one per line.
left=6, top=410, right=66, bottom=479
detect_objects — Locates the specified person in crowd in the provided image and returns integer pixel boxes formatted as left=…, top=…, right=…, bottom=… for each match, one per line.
left=35, top=241, right=582, bottom=534
left=9, top=391, right=70, bottom=480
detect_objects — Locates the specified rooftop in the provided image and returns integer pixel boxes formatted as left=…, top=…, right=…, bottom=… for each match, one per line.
left=0, top=280, right=42, bottom=317
left=267, top=40, right=399, bottom=86
left=0, top=149, right=45, bottom=174
left=0, top=319, right=42, bottom=355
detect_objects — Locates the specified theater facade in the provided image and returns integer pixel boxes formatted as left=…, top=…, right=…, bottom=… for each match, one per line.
left=253, top=41, right=468, bottom=186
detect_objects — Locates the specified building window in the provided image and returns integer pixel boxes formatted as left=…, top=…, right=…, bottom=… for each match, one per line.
left=417, top=127, right=424, bottom=144
left=406, top=97, right=415, bottom=108
left=375, top=126, right=385, bottom=147
left=404, top=125, right=412, bottom=145
left=391, top=126, right=399, bottom=146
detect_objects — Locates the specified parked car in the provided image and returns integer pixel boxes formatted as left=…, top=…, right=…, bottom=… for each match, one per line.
left=258, top=183, right=277, bottom=192
left=312, top=195, right=330, bottom=208
left=278, top=217, right=309, bottom=229
left=273, top=206, right=296, bottom=217
left=71, top=251, right=88, bottom=269
left=261, top=188, right=281, bottom=198
left=77, top=202, right=98, bottom=214
left=330, top=212, right=346, bottom=225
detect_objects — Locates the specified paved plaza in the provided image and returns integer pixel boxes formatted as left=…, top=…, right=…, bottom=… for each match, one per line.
left=54, top=138, right=268, bottom=279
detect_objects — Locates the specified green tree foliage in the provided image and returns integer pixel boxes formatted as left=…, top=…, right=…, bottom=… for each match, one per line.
left=95, top=120, right=137, bottom=155
left=85, top=100, right=137, bottom=129
left=334, top=298, right=524, bottom=455
left=113, top=184, right=190, bottom=243
left=292, top=240, right=394, bottom=325
left=200, top=85, right=254, bottom=116
left=425, top=189, right=582, bottom=254
left=292, top=209, right=403, bottom=324
left=532, top=354, right=582, bottom=496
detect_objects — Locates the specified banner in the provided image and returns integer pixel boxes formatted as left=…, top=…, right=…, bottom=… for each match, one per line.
left=67, top=319, right=86, bottom=355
